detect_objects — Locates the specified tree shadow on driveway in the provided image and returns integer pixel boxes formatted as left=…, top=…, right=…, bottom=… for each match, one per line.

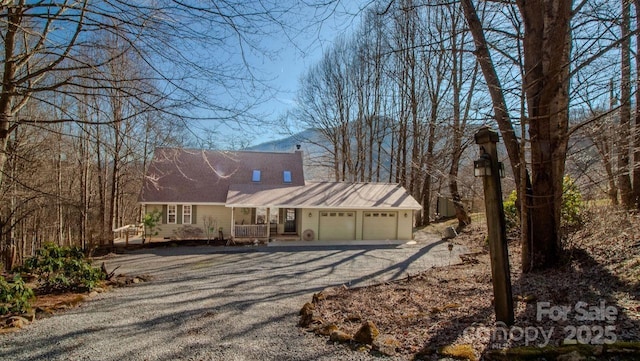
left=0, top=237, right=464, bottom=361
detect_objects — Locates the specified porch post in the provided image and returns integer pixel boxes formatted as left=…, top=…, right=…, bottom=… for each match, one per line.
left=266, top=208, right=271, bottom=239
left=230, top=207, right=235, bottom=239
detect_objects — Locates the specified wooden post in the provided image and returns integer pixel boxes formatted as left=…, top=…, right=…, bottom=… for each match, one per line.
left=230, top=207, right=235, bottom=239
left=266, top=208, right=271, bottom=240
left=475, top=127, right=514, bottom=325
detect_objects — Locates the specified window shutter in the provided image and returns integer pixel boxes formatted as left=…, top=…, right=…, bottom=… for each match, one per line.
left=192, top=205, right=197, bottom=225
left=251, top=208, right=256, bottom=223
left=279, top=208, right=284, bottom=224
left=177, top=205, right=183, bottom=224
left=162, top=205, right=167, bottom=224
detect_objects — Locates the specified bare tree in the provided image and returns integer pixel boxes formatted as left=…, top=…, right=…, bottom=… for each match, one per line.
left=461, top=0, right=572, bottom=271
left=295, top=1, right=484, bottom=227
left=635, top=0, right=640, bottom=209
left=417, top=6, right=449, bottom=226
left=0, top=1, right=351, bottom=263
left=618, top=0, right=634, bottom=208
left=444, top=3, right=477, bottom=229
left=582, top=109, right=620, bottom=205
left=460, top=0, right=637, bottom=271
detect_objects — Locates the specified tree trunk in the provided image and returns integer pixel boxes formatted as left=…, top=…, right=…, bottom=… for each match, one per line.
left=460, top=0, right=525, bottom=193
left=82, top=134, right=90, bottom=249
left=0, top=7, right=20, bottom=192
left=96, top=124, right=107, bottom=245
left=461, top=0, right=532, bottom=269
left=463, top=0, right=570, bottom=271
left=618, top=0, right=634, bottom=209
left=518, top=0, right=572, bottom=269
left=420, top=105, right=438, bottom=227
left=56, top=130, right=64, bottom=245
left=0, top=116, right=9, bottom=195
left=584, top=83, right=620, bottom=206
left=635, top=0, right=640, bottom=209
left=449, top=14, right=472, bottom=229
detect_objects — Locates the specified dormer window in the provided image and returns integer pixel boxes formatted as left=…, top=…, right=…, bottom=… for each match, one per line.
left=252, top=169, right=261, bottom=182
left=283, top=170, right=292, bottom=183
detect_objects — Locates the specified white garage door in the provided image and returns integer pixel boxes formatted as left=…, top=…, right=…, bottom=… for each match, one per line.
left=363, top=211, right=398, bottom=240
left=319, top=211, right=356, bottom=240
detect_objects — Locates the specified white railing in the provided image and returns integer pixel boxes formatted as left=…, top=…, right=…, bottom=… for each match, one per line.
left=234, top=224, right=268, bottom=238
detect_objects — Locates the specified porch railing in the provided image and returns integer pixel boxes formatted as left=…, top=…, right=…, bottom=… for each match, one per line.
left=234, top=224, right=268, bottom=238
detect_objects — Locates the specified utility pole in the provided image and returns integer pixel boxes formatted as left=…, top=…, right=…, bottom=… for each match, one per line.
left=474, top=126, right=514, bottom=325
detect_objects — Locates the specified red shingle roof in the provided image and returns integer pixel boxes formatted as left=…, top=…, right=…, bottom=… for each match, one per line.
left=138, top=148, right=305, bottom=203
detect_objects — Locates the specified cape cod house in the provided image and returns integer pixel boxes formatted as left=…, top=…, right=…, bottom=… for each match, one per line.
left=138, top=148, right=421, bottom=244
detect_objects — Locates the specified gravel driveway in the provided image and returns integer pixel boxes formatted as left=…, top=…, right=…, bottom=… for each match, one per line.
left=0, top=235, right=464, bottom=361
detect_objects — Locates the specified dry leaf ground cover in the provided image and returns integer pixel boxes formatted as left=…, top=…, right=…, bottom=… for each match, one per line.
left=303, top=207, right=640, bottom=360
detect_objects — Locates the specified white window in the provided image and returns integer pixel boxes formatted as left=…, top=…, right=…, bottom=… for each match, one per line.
left=283, top=170, right=292, bottom=183
left=167, top=205, right=177, bottom=224
left=183, top=205, right=192, bottom=224
left=252, top=169, right=261, bottom=182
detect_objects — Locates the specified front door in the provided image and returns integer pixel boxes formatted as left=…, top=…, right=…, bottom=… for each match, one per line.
left=284, top=208, right=297, bottom=233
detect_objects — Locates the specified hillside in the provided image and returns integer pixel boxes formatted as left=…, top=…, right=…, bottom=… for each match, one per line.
left=245, top=126, right=479, bottom=184
left=246, top=128, right=334, bottom=180
left=300, top=206, right=640, bottom=360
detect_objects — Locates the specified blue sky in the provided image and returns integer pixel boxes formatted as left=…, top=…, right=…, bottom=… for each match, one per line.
left=191, top=1, right=367, bottom=148
left=264, top=4, right=364, bottom=105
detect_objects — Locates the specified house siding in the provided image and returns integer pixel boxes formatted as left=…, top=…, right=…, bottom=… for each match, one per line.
left=197, top=205, right=233, bottom=240
left=144, top=204, right=232, bottom=240
left=233, top=207, right=253, bottom=225
left=146, top=204, right=415, bottom=242
left=396, top=210, right=414, bottom=240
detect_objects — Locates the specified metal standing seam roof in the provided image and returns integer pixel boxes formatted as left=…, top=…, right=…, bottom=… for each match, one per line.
left=225, top=181, right=422, bottom=210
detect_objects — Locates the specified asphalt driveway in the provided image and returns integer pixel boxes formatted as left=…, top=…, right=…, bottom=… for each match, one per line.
left=0, top=235, right=463, bottom=361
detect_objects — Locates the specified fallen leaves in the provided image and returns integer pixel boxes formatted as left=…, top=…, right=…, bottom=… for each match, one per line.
left=301, top=208, right=640, bottom=360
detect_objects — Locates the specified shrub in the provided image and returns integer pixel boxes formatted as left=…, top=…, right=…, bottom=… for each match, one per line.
left=503, top=175, right=584, bottom=230
left=503, top=190, right=519, bottom=230
left=143, top=210, right=162, bottom=241
left=20, top=243, right=105, bottom=293
left=561, top=175, right=583, bottom=228
left=172, top=225, right=204, bottom=240
left=0, top=275, right=34, bottom=315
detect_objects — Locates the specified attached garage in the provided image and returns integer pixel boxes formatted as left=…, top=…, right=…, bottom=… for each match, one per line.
left=226, top=182, right=422, bottom=243
left=362, top=211, right=398, bottom=240
left=319, top=211, right=356, bottom=240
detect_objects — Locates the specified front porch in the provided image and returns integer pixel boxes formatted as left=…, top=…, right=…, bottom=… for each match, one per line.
left=231, top=207, right=300, bottom=241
